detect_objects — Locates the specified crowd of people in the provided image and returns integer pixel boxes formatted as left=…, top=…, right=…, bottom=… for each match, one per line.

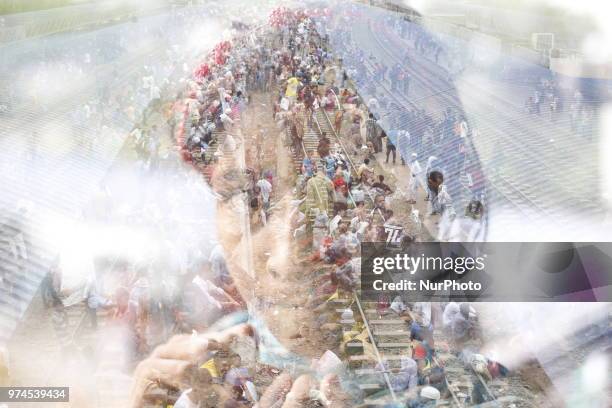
left=122, top=7, right=496, bottom=406
left=1, top=1, right=608, bottom=407
left=7, top=5, right=516, bottom=408
left=267, top=13, right=501, bottom=407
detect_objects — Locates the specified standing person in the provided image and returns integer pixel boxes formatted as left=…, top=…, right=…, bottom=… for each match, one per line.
left=324, top=155, right=336, bottom=180
left=250, top=186, right=265, bottom=226
left=334, top=109, right=344, bottom=134
left=428, top=171, right=456, bottom=240
left=85, top=269, right=113, bottom=329
left=424, top=155, right=440, bottom=193
left=533, top=89, right=541, bottom=114
left=365, top=113, right=378, bottom=153
left=396, top=129, right=410, bottom=165
left=317, top=132, right=331, bottom=158
left=385, top=136, right=397, bottom=164
left=285, top=75, right=301, bottom=104
left=302, top=150, right=315, bottom=177
left=375, top=129, right=384, bottom=158
left=550, top=96, right=558, bottom=122
left=408, top=153, right=423, bottom=204
left=427, top=171, right=448, bottom=214
left=350, top=116, right=363, bottom=153
left=303, top=163, right=335, bottom=218
left=256, top=176, right=272, bottom=211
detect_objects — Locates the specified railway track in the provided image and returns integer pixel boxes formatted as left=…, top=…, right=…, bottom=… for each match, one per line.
left=315, top=6, right=604, bottom=231
left=310, top=102, right=401, bottom=405
left=357, top=15, right=600, bottom=220
left=341, top=24, right=549, bottom=225
left=312, top=106, right=500, bottom=406
left=276, top=26, right=556, bottom=404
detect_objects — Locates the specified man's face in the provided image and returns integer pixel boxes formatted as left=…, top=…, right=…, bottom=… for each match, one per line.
left=428, top=177, right=441, bottom=192
left=375, top=195, right=385, bottom=208
left=213, top=168, right=333, bottom=357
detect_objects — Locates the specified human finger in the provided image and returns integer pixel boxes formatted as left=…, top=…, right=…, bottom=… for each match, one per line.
left=151, top=323, right=253, bottom=362
left=205, top=322, right=254, bottom=345
left=257, top=371, right=293, bottom=408
left=129, top=358, right=194, bottom=408
left=282, top=374, right=314, bottom=408
left=319, top=373, right=352, bottom=408
left=152, top=335, right=217, bottom=362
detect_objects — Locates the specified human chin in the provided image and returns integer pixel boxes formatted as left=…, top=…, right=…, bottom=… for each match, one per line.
left=219, top=196, right=336, bottom=358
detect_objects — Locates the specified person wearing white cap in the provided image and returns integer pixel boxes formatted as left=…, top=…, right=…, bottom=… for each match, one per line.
left=420, top=385, right=441, bottom=401
left=408, top=152, right=423, bottom=204
left=406, top=385, right=441, bottom=407
left=220, top=108, right=234, bottom=131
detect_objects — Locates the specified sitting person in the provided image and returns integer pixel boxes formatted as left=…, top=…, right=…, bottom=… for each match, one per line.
left=406, top=386, right=441, bottom=407
left=371, top=174, right=392, bottom=194
left=356, top=158, right=373, bottom=185
left=329, top=208, right=346, bottom=238
left=332, top=256, right=359, bottom=291
left=389, top=295, right=411, bottom=321
left=443, top=302, right=477, bottom=347
left=333, top=167, right=347, bottom=190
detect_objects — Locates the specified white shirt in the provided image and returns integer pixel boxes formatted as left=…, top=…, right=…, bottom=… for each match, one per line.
left=220, top=112, right=234, bottom=126
left=413, top=302, right=432, bottom=326
left=390, top=296, right=407, bottom=314
left=256, top=179, right=272, bottom=203
left=409, top=159, right=422, bottom=177
left=329, top=214, right=342, bottom=236
left=174, top=389, right=198, bottom=408
left=459, top=121, right=468, bottom=138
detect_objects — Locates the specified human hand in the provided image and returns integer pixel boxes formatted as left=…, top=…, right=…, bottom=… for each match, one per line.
left=257, top=372, right=352, bottom=408
left=129, top=323, right=253, bottom=408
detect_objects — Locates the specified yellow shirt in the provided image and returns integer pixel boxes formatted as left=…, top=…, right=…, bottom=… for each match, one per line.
left=285, top=77, right=300, bottom=97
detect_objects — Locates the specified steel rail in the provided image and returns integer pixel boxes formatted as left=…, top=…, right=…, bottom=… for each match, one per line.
left=365, top=20, right=584, bottom=217
left=347, top=23, right=543, bottom=224
left=312, top=107, right=397, bottom=402
left=306, top=33, right=398, bottom=399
